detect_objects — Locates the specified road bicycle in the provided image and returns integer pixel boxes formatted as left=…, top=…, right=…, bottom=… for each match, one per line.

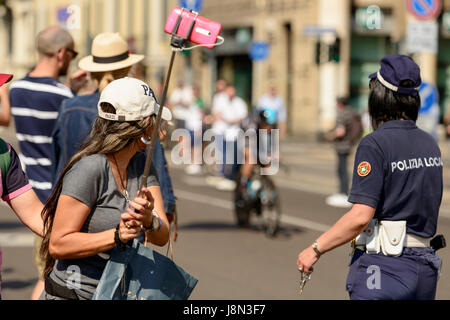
left=234, top=165, right=281, bottom=237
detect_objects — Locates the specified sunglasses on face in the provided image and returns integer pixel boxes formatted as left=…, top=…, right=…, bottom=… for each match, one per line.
left=66, top=47, right=78, bottom=59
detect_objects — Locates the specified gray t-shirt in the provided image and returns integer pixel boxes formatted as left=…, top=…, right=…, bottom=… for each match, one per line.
left=48, top=151, right=159, bottom=300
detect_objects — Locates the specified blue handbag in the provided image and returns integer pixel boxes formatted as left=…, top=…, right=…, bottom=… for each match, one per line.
left=92, top=238, right=198, bottom=300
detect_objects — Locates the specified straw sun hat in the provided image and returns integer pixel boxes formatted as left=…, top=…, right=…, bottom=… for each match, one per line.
left=79, top=32, right=144, bottom=72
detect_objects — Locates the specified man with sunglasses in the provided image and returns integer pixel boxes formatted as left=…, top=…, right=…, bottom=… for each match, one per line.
left=9, top=25, right=87, bottom=300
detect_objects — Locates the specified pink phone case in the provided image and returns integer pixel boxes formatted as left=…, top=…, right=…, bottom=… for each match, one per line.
left=164, top=8, right=222, bottom=49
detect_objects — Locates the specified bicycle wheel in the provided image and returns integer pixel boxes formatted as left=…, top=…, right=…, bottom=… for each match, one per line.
left=260, top=177, right=281, bottom=237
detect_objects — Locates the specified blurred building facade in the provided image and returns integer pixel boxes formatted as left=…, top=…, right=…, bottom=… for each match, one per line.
left=191, top=0, right=450, bottom=137
left=0, top=0, right=177, bottom=91
left=2, top=0, right=450, bottom=138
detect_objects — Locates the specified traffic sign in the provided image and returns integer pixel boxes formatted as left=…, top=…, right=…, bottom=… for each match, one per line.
left=419, top=82, right=439, bottom=114
left=406, top=0, right=442, bottom=20
left=179, top=0, right=203, bottom=12
left=406, top=21, right=438, bottom=54
left=303, top=25, right=337, bottom=36
left=249, top=42, right=270, bottom=61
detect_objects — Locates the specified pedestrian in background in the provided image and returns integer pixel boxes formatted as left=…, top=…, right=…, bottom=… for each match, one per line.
left=325, top=96, right=361, bottom=208
left=207, top=79, right=228, bottom=175
left=40, top=77, right=171, bottom=300
left=51, top=32, right=178, bottom=242
left=215, top=86, right=248, bottom=190
left=184, top=85, right=206, bottom=175
left=169, top=79, right=193, bottom=131
left=297, top=55, right=443, bottom=300
left=256, top=86, right=287, bottom=138
left=8, top=25, right=87, bottom=300
left=169, top=80, right=193, bottom=162
left=0, top=73, right=44, bottom=300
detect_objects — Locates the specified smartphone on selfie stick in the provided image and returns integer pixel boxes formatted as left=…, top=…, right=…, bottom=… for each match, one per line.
left=138, top=8, right=223, bottom=194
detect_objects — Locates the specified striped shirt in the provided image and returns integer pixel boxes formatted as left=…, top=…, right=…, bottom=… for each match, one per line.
left=9, top=75, right=74, bottom=202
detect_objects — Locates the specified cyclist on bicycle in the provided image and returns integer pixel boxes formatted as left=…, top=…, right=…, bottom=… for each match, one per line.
left=234, top=108, right=279, bottom=228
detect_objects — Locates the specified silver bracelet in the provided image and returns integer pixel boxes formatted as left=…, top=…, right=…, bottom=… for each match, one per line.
left=312, top=241, right=322, bottom=256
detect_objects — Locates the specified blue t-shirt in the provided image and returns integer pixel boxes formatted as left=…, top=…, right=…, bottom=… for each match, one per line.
left=348, top=120, right=443, bottom=238
left=9, top=75, right=74, bottom=202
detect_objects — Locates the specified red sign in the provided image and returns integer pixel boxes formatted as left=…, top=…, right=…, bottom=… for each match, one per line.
left=406, top=0, right=442, bottom=20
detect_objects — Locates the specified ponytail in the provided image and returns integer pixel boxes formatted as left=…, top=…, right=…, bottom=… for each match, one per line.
left=98, top=72, right=115, bottom=92
left=91, top=66, right=132, bottom=93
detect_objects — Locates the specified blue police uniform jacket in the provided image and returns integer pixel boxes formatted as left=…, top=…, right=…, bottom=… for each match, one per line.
left=51, top=92, right=177, bottom=214
left=348, top=120, right=443, bottom=238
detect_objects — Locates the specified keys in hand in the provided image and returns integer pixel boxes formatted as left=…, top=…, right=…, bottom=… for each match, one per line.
left=299, top=270, right=312, bottom=296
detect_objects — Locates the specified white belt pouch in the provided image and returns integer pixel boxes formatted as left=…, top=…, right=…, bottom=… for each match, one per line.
left=379, top=220, right=407, bottom=257
left=355, top=219, right=380, bottom=254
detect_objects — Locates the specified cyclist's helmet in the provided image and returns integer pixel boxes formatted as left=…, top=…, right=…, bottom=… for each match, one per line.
left=258, top=108, right=277, bottom=126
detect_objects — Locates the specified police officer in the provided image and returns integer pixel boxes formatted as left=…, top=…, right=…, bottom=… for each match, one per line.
left=296, top=55, right=444, bottom=300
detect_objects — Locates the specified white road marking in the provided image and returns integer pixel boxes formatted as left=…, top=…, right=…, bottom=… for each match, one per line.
left=0, top=232, right=35, bottom=247
left=175, top=189, right=332, bottom=233
left=179, top=174, right=450, bottom=220
left=176, top=189, right=233, bottom=210
left=280, top=215, right=330, bottom=233
left=273, top=177, right=334, bottom=196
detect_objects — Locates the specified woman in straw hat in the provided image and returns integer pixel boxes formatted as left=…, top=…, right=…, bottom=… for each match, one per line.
left=41, top=77, right=172, bottom=300
left=51, top=32, right=178, bottom=239
left=52, top=32, right=144, bottom=180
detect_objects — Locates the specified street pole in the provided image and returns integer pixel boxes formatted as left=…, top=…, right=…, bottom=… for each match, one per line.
left=317, top=0, right=350, bottom=134
left=406, top=12, right=438, bottom=85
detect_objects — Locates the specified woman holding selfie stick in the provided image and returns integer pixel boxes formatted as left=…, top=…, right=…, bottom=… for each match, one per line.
left=40, top=77, right=171, bottom=300
left=51, top=32, right=178, bottom=242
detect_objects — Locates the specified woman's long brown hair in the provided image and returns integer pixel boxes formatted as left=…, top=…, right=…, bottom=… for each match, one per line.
left=40, top=103, right=155, bottom=277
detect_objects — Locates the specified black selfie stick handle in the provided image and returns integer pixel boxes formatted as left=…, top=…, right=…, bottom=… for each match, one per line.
left=139, top=49, right=176, bottom=190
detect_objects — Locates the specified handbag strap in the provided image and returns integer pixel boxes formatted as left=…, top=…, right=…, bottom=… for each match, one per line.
left=144, top=222, right=175, bottom=261
left=166, top=229, right=174, bottom=261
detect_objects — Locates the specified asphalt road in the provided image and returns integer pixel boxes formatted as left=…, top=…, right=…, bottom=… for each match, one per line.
left=1, top=163, right=450, bottom=300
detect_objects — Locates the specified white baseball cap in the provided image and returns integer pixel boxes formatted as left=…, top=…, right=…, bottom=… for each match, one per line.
left=98, top=77, right=172, bottom=122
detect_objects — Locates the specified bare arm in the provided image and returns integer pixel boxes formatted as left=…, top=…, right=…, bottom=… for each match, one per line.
left=8, top=189, right=44, bottom=236
left=212, top=109, right=223, bottom=122
left=50, top=185, right=170, bottom=260
left=0, top=86, right=11, bottom=127
left=324, top=125, right=346, bottom=141
left=49, top=195, right=116, bottom=260
left=65, top=69, right=88, bottom=94
left=316, top=203, right=375, bottom=253
left=297, top=203, right=375, bottom=273
left=227, top=118, right=245, bottom=125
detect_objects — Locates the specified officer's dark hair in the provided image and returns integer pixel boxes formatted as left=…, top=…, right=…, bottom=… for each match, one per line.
left=368, top=78, right=421, bottom=130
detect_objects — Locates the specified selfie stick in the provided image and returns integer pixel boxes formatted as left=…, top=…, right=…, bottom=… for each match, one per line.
left=139, top=9, right=197, bottom=190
